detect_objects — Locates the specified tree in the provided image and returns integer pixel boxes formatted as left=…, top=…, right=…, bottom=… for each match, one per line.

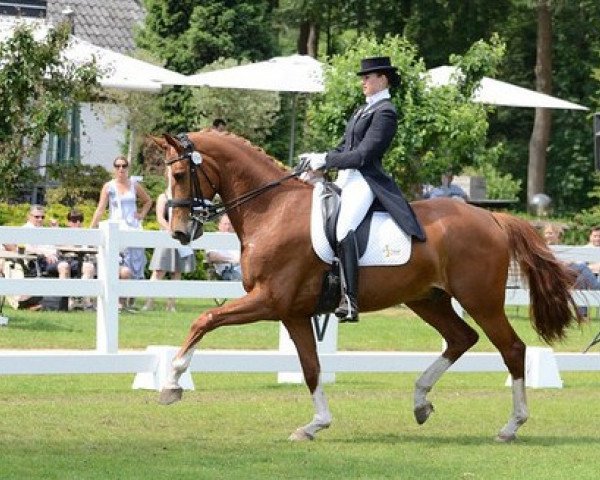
left=485, top=0, right=600, bottom=213
left=527, top=0, right=552, bottom=205
left=404, top=0, right=513, bottom=68
left=136, top=0, right=278, bottom=133
left=188, top=59, right=281, bottom=145
left=303, top=35, right=513, bottom=198
left=44, top=164, right=111, bottom=207
left=400, top=0, right=599, bottom=213
left=0, top=22, right=98, bottom=201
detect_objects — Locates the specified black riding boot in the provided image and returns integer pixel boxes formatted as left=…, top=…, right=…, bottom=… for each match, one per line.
left=334, top=230, right=359, bottom=323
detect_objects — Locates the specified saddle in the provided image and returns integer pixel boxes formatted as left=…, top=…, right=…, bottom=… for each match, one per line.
left=319, top=181, right=376, bottom=257
left=312, top=181, right=410, bottom=314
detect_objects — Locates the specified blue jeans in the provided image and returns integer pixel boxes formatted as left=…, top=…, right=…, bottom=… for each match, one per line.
left=570, top=263, right=600, bottom=290
left=219, top=265, right=242, bottom=281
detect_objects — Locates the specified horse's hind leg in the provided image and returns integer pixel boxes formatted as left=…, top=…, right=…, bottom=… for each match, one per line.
left=406, top=295, right=479, bottom=425
left=283, top=317, right=333, bottom=442
left=464, top=304, right=527, bottom=442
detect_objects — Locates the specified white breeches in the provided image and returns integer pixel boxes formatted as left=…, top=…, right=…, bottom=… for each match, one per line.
left=335, top=169, right=374, bottom=240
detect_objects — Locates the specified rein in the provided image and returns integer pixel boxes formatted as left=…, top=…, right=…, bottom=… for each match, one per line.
left=166, top=133, right=303, bottom=225
left=215, top=170, right=301, bottom=218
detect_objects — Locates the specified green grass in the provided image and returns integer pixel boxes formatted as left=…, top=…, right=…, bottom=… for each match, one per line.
left=1, top=301, right=600, bottom=479
left=0, top=372, right=599, bottom=479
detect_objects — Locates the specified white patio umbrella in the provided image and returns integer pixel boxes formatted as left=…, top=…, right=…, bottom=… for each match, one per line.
left=0, top=17, right=187, bottom=92
left=182, top=54, right=324, bottom=163
left=427, top=65, right=588, bottom=110
left=183, top=54, right=324, bottom=93
left=64, top=37, right=188, bottom=92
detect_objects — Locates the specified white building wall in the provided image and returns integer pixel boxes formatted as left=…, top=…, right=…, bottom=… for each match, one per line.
left=38, top=102, right=128, bottom=172
left=79, top=102, right=128, bottom=169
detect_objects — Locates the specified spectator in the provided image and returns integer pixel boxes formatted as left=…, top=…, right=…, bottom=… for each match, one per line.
left=66, top=209, right=96, bottom=278
left=67, top=209, right=133, bottom=311
left=143, top=191, right=196, bottom=312
left=90, top=155, right=152, bottom=309
left=206, top=214, right=241, bottom=281
left=543, top=223, right=599, bottom=318
left=23, top=205, right=72, bottom=280
left=542, top=222, right=564, bottom=246
left=64, top=209, right=96, bottom=310
left=586, top=226, right=600, bottom=275
left=1, top=242, right=42, bottom=311
left=587, top=225, right=600, bottom=247
left=0, top=243, right=16, bottom=277
left=212, top=118, right=227, bottom=133
left=22, top=205, right=75, bottom=311
left=423, top=170, right=469, bottom=201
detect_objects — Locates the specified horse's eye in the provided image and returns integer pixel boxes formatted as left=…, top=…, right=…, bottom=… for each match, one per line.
left=173, top=171, right=185, bottom=182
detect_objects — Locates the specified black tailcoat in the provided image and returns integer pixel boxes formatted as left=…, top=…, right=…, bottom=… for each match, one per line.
left=325, top=99, right=426, bottom=241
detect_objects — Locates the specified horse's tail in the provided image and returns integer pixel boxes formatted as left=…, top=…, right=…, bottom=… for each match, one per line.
left=492, top=212, right=582, bottom=343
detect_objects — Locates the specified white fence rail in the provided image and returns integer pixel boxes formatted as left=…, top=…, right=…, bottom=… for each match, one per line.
left=1, top=224, right=599, bottom=388
left=503, top=245, right=600, bottom=307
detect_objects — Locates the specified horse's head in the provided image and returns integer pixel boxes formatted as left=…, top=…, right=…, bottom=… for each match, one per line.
left=150, top=132, right=218, bottom=245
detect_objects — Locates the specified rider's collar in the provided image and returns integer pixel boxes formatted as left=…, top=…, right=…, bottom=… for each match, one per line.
left=366, top=88, right=390, bottom=106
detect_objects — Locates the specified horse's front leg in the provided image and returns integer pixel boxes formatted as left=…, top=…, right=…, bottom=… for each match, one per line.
left=159, top=290, right=276, bottom=405
left=284, top=317, right=333, bottom=442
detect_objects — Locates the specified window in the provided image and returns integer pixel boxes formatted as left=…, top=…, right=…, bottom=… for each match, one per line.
left=0, top=1, right=47, bottom=18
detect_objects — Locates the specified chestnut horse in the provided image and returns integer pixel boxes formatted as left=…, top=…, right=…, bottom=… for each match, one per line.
left=152, top=130, right=581, bottom=442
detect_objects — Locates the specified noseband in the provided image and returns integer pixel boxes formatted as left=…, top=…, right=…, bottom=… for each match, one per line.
left=165, top=133, right=306, bottom=234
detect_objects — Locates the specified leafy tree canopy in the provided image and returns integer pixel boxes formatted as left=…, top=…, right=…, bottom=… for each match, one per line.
left=188, top=58, right=281, bottom=145
left=135, top=0, right=279, bottom=133
left=304, top=34, right=518, bottom=198
left=0, top=22, right=99, bottom=201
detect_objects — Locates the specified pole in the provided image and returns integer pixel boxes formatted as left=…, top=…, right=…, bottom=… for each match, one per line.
left=287, top=93, right=297, bottom=165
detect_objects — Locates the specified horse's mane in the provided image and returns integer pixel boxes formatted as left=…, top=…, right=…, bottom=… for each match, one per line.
left=197, top=128, right=288, bottom=172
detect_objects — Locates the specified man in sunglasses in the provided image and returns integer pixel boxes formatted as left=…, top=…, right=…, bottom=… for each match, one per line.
left=23, top=204, right=72, bottom=281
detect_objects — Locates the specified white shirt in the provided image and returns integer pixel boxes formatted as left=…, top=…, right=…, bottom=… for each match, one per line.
left=366, top=88, right=391, bottom=106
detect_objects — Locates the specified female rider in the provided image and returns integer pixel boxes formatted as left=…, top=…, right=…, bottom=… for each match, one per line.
left=301, top=57, right=425, bottom=323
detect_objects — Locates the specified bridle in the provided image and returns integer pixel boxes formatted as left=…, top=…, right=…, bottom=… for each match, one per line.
left=165, top=133, right=304, bottom=235
left=164, top=134, right=218, bottom=240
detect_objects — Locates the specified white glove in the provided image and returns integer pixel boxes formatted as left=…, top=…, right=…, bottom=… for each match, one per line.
left=298, top=152, right=327, bottom=171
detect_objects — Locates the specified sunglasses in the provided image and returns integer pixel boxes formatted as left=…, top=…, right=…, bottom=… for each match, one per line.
left=69, top=217, right=83, bottom=222
left=114, top=164, right=128, bottom=169
left=32, top=215, right=45, bottom=219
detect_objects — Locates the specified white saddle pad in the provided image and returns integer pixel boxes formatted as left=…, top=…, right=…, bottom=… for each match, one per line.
left=310, top=182, right=412, bottom=266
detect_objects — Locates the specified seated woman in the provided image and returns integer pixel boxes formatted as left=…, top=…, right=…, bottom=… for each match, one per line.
left=543, top=223, right=600, bottom=289
left=205, top=214, right=241, bottom=281
left=544, top=223, right=599, bottom=319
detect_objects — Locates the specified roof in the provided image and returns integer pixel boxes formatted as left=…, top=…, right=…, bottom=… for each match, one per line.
left=46, top=0, right=145, bottom=53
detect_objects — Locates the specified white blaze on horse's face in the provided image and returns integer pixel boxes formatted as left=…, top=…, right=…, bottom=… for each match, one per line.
left=167, top=165, right=174, bottom=231
left=167, top=148, right=193, bottom=242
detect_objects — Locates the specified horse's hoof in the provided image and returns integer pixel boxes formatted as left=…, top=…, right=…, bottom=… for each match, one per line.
left=414, top=402, right=434, bottom=425
left=288, top=428, right=314, bottom=442
left=495, top=432, right=517, bottom=443
left=158, top=387, right=183, bottom=405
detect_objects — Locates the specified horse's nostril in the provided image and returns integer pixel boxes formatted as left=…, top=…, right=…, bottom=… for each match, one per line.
left=172, top=230, right=190, bottom=245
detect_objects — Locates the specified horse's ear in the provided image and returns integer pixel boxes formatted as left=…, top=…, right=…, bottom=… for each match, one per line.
left=147, top=135, right=168, bottom=151
left=163, top=133, right=184, bottom=152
